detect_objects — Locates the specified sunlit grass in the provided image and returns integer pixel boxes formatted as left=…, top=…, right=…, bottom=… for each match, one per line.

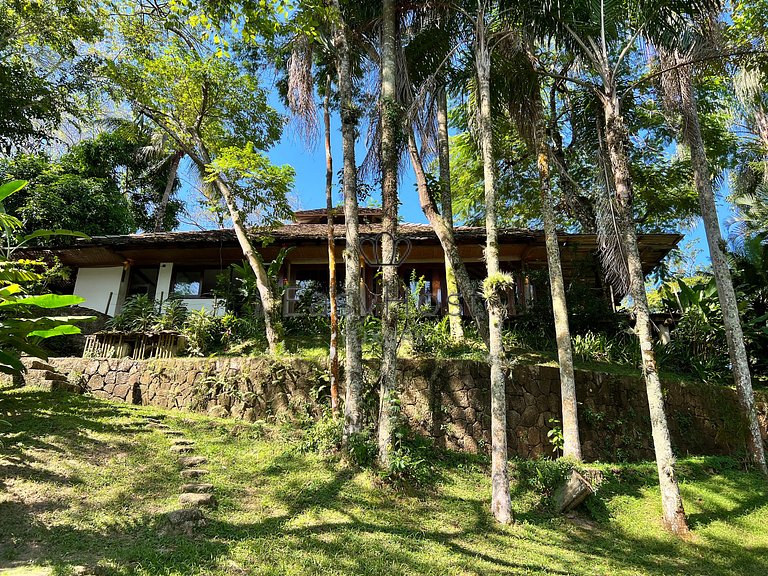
left=1, top=385, right=767, bottom=575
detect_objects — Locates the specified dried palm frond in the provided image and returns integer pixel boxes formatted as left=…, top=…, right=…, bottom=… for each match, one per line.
left=287, top=35, right=318, bottom=147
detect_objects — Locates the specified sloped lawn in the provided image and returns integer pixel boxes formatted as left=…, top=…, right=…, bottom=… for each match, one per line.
left=1, top=385, right=767, bottom=575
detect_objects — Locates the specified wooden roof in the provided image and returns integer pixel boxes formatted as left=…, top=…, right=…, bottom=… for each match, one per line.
left=31, top=221, right=681, bottom=280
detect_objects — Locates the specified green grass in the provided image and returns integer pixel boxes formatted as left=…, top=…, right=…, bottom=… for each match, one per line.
left=2, top=386, right=768, bottom=575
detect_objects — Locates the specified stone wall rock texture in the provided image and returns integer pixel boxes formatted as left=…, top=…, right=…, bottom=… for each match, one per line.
left=35, top=356, right=768, bottom=462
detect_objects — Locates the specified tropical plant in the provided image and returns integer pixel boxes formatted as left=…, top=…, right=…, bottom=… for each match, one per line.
left=0, top=180, right=91, bottom=375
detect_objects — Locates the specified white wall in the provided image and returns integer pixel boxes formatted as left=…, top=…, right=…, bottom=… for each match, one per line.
left=73, top=267, right=126, bottom=316
left=178, top=298, right=225, bottom=316
left=156, top=262, right=174, bottom=304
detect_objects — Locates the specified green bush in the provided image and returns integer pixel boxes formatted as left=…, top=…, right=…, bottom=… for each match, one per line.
left=378, top=396, right=436, bottom=486
left=511, top=458, right=574, bottom=510
left=107, top=294, right=158, bottom=331
left=299, top=410, right=343, bottom=455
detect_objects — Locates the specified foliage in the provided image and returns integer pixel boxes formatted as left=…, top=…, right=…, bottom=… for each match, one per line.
left=106, top=294, right=159, bottom=332
left=377, top=395, right=436, bottom=486
left=299, top=409, right=344, bottom=455
left=0, top=0, right=103, bottom=150
left=182, top=308, right=265, bottom=357
left=655, top=277, right=730, bottom=381
left=547, top=418, right=565, bottom=457
left=0, top=123, right=175, bottom=236
left=107, top=295, right=189, bottom=333
left=510, top=457, right=575, bottom=510
left=0, top=180, right=91, bottom=375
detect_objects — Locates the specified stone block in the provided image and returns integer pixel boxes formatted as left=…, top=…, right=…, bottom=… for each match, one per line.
left=180, top=469, right=209, bottom=479
left=179, top=493, right=216, bottom=508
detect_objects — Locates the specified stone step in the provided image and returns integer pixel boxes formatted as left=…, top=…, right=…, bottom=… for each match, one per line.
left=180, top=483, right=214, bottom=493
left=180, top=468, right=209, bottom=479
left=40, top=370, right=68, bottom=381
left=171, top=445, right=194, bottom=454
left=179, top=492, right=217, bottom=508
left=172, top=439, right=195, bottom=446
left=167, top=507, right=205, bottom=526
left=27, top=360, right=55, bottom=371
left=163, top=430, right=183, bottom=436
left=146, top=422, right=170, bottom=430
left=179, top=456, right=208, bottom=468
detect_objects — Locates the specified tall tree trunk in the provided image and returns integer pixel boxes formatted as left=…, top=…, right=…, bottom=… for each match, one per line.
left=408, top=130, right=490, bottom=347
left=378, top=0, right=399, bottom=467
left=602, top=91, right=689, bottom=535
left=332, top=1, right=364, bottom=440
left=533, top=98, right=581, bottom=461
left=211, top=178, right=282, bottom=355
left=475, top=14, right=512, bottom=525
left=324, top=76, right=340, bottom=416
left=153, top=150, right=182, bottom=232
left=437, top=86, right=464, bottom=340
left=676, top=67, right=768, bottom=476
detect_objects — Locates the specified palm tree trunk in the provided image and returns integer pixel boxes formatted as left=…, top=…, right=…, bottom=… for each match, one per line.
left=437, top=86, right=464, bottom=340
left=476, top=14, right=512, bottom=525
left=212, top=178, right=282, bottom=355
left=676, top=69, right=768, bottom=476
left=332, top=0, right=364, bottom=440
left=153, top=150, right=182, bottom=232
left=408, top=129, right=490, bottom=347
left=377, top=0, right=399, bottom=468
left=533, top=101, right=581, bottom=461
left=602, top=92, right=688, bottom=535
left=324, top=76, right=340, bottom=416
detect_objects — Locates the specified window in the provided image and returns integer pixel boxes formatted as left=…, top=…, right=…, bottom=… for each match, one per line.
left=127, top=267, right=159, bottom=300
left=171, top=267, right=222, bottom=298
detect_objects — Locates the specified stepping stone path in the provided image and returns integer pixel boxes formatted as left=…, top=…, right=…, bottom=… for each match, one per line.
left=166, top=508, right=206, bottom=536
left=147, top=422, right=170, bottom=430
left=181, top=483, right=214, bottom=493
left=147, top=417, right=221, bottom=534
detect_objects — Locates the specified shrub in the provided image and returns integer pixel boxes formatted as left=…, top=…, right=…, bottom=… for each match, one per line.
left=299, top=410, right=343, bottom=455
left=378, top=396, right=436, bottom=486
left=106, top=294, right=158, bottom=332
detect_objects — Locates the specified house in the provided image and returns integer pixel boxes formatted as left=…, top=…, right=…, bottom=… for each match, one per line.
left=40, top=208, right=681, bottom=318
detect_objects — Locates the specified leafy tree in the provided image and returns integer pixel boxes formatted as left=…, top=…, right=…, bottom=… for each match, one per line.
left=106, top=5, right=293, bottom=354
left=0, top=0, right=104, bottom=151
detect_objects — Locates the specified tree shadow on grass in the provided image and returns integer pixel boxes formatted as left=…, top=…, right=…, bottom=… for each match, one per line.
left=2, top=389, right=768, bottom=575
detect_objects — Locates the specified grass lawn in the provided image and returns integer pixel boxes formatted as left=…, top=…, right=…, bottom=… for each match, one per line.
left=1, top=385, right=767, bottom=575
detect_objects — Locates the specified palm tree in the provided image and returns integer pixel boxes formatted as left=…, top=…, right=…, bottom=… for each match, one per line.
left=528, top=67, right=583, bottom=462
left=377, top=0, right=401, bottom=467
left=474, top=0, right=513, bottom=525
left=330, top=0, right=365, bottom=441
left=512, top=0, right=710, bottom=534
left=658, top=46, right=767, bottom=475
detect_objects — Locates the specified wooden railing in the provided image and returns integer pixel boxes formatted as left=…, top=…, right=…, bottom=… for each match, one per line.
left=83, top=331, right=186, bottom=359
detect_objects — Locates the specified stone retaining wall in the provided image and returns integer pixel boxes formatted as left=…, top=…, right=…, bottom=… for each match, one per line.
left=33, top=356, right=768, bottom=462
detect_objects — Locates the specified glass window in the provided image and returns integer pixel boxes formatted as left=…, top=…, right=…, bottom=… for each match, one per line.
left=201, top=269, right=221, bottom=297
left=127, top=267, right=159, bottom=300
left=171, top=267, right=225, bottom=298
left=172, top=269, right=202, bottom=297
